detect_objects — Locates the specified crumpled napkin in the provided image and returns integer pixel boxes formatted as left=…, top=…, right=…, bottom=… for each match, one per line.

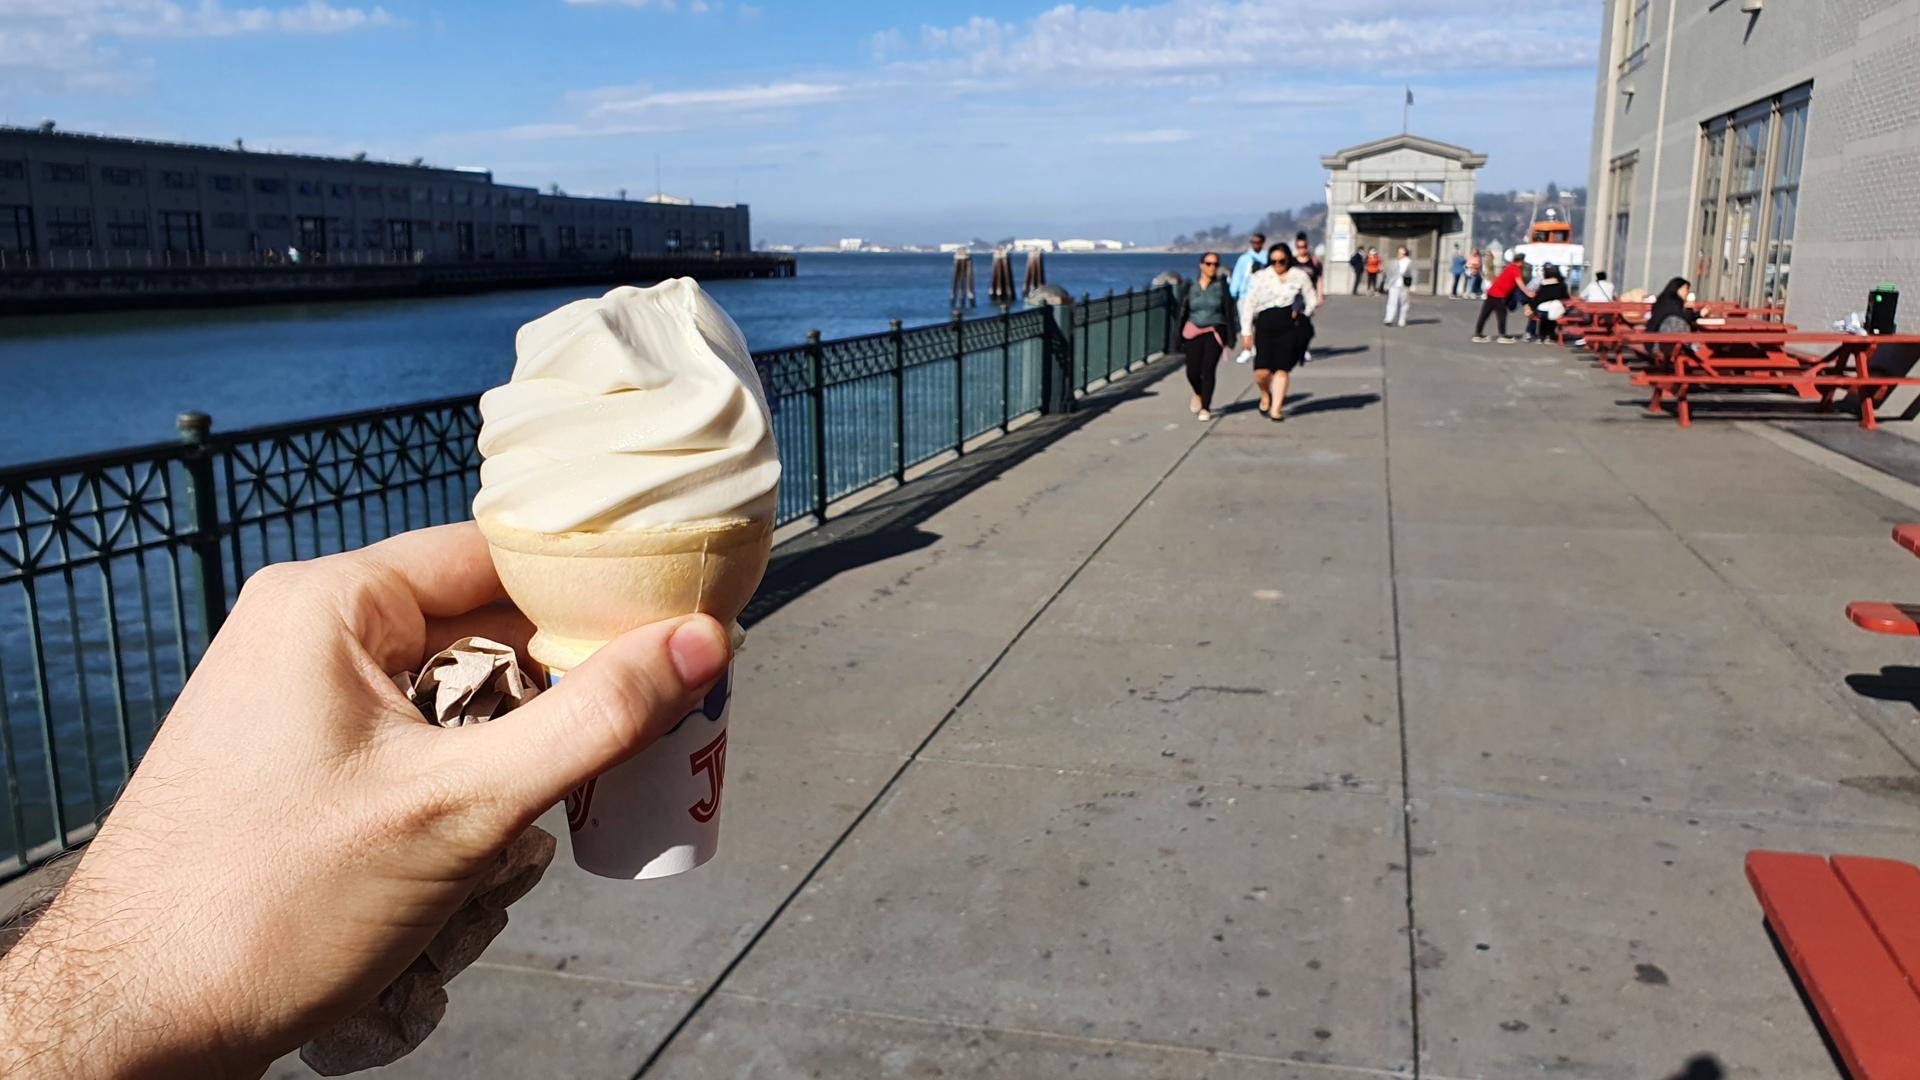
left=299, top=637, right=555, bottom=1076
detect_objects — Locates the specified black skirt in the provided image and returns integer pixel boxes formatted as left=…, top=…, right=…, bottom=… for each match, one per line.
left=1253, top=307, right=1302, bottom=373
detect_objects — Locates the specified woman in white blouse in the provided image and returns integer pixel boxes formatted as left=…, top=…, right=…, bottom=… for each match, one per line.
left=1238, top=244, right=1318, bottom=422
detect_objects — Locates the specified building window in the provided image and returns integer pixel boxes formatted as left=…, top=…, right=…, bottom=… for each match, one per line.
left=45, top=163, right=87, bottom=184
left=1605, top=155, right=1636, bottom=285
left=257, top=213, right=290, bottom=229
left=213, top=211, right=246, bottom=229
left=557, top=225, right=577, bottom=253
left=1, top=205, right=34, bottom=255
left=101, top=166, right=144, bottom=187
left=1622, top=0, right=1652, bottom=73
left=297, top=180, right=320, bottom=197
left=390, top=186, right=410, bottom=201
left=47, top=208, right=92, bottom=247
left=358, top=184, right=383, bottom=199
left=1763, top=90, right=1809, bottom=307
left=160, top=170, right=193, bottom=189
left=413, top=187, right=429, bottom=203
left=0, top=160, right=21, bottom=181
left=254, top=178, right=284, bottom=195
left=1687, top=84, right=1811, bottom=307
left=665, top=228, right=682, bottom=252
left=107, top=209, right=148, bottom=248
left=328, top=182, right=351, bottom=199
left=211, top=174, right=238, bottom=193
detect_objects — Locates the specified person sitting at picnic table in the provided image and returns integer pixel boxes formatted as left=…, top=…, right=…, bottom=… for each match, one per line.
left=1526, top=265, right=1571, bottom=342
left=1647, top=277, right=1700, bottom=333
left=1579, top=270, right=1617, bottom=304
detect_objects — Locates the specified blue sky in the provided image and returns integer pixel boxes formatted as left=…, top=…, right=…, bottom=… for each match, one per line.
left=1, top=0, right=1603, bottom=245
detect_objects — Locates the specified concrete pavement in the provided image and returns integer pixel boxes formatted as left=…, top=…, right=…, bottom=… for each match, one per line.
left=284, top=293, right=1920, bottom=1079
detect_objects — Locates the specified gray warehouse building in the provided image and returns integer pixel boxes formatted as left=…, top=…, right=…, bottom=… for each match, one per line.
left=0, top=126, right=749, bottom=269
left=1587, top=0, right=1920, bottom=326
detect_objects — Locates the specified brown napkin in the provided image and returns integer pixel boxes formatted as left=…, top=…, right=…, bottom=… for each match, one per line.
left=299, top=637, right=555, bottom=1076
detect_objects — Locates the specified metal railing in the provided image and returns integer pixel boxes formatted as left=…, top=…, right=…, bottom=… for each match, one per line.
left=0, top=285, right=1176, bottom=878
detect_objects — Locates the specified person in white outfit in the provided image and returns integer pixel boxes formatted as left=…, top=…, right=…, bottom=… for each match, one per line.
left=1383, top=246, right=1413, bottom=327
left=1579, top=271, right=1617, bottom=303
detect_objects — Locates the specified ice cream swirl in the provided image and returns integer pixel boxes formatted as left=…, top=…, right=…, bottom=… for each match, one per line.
left=473, top=279, right=781, bottom=533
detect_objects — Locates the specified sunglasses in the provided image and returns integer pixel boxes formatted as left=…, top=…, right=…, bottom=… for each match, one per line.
left=1201, top=259, right=1219, bottom=266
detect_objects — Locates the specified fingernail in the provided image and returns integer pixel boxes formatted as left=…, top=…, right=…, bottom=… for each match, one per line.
left=667, top=616, right=729, bottom=690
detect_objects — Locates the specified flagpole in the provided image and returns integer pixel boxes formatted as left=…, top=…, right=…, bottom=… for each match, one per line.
left=1403, top=86, right=1410, bottom=134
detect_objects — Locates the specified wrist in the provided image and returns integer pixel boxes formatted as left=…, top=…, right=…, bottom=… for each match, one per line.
left=0, top=882, right=268, bottom=1079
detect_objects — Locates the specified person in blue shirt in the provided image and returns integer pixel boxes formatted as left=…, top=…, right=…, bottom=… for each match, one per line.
left=1228, top=232, right=1267, bottom=299
left=1450, top=249, right=1468, bottom=298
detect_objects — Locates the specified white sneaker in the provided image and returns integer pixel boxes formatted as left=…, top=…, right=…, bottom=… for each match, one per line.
left=1234, top=349, right=1253, bottom=365
left=1303, top=350, right=1313, bottom=363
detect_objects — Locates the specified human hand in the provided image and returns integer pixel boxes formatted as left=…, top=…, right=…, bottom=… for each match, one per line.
left=1240, top=334, right=1253, bottom=352
left=0, top=523, right=730, bottom=1079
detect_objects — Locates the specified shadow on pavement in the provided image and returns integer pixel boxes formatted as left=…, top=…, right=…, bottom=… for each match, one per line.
left=1663, top=1054, right=1727, bottom=1080
left=741, top=359, right=1180, bottom=628
left=1215, top=392, right=1310, bottom=418
left=1308, top=344, right=1372, bottom=359
left=1289, top=392, right=1382, bottom=417
left=1845, top=666, right=1920, bottom=711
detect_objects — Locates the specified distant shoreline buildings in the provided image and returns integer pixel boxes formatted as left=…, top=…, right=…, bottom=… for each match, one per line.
left=0, top=124, right=749, bottom=269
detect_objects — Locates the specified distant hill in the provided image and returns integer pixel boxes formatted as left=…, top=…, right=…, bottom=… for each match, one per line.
left=1167, top=185, right=1587, bottom=254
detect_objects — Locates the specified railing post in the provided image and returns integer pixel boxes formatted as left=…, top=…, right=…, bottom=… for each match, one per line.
left=952, top=309, right=965, bottom=458
left=1125, top=288, right=1135, bottom=369
left=999, top=307, right=1011, bottom=432
left=1038, top=300, right=1073, bottom=416
left=890, top=319, right=907, bottom=485
left=1105, top=288, right=1115, bottom=378
left=807, top=330, right=829, bottom=524
left=175, top=412, right=228, bottom=641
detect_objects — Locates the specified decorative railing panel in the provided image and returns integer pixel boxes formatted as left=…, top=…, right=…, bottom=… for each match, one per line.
left=0, top=285, right=1174, bottom=879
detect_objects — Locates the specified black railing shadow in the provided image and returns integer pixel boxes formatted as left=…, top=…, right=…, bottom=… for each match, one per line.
left=741, top=360, right=1179, bottom=627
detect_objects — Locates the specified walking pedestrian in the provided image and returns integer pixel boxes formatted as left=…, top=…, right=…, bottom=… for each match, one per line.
left=1384, top=246, right=1413, bottom=327
left=1465, top=248, right=1483, bottom=298
left=1348, top=248, right=1365, bottom=295
left=1295, top=233, right=1325, bottom=306
left=1239, top=244, right=1316, bottom=422
left=1364, top=247, right=1382, bottom=294
left=1472, top=254, right=1532, bottom=343
left=1450, top=249, right=1467, bottom=298
left=1229, top=232, right=1267, bottom=301
left=1177, top=252, right=1235, bottom=423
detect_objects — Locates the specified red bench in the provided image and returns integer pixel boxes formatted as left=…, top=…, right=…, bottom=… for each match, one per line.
left=1625, top=332, right=1920, bottom=429
left=1847, top=526, right=1920, bottom=635
left=1746, top=851, right=1920, bottom=1078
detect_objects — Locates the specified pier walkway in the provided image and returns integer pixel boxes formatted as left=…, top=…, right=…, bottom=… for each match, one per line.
left=285, top=296, right=1920, bottom=1079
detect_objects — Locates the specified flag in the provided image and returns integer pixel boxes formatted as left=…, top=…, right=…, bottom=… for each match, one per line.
left=1406, top=87, right=1414, bottom=106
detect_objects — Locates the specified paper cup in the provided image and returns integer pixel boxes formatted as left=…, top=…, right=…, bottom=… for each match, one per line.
left=557, top=665, right=732, bottom=880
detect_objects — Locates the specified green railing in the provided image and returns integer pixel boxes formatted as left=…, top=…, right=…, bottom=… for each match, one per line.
left=0, top=285, right=1177, bottom=879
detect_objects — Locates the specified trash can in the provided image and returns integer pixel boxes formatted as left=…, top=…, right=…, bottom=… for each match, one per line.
left=1868, top=283, right=1899, bottom=335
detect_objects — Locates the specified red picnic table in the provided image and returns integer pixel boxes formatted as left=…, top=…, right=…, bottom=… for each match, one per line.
left=1560, top=300, right=1788, bottom=349
left=1623, top=331, right=1920, bottom=429
left=1589, top=319, right=1801, bottom=372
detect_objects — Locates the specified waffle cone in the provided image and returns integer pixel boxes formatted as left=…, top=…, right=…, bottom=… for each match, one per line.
left=478, top=516, right=772, bottom=673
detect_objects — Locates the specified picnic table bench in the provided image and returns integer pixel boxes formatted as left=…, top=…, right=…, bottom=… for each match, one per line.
left=1846, top=525, right=1920, bottom=636
left=1752, top=533, right=1920, bottom=1077
left=1589, top=319, right=1798, bottom=372
left=1746, top=850, right=1920, bottom=1079
left=1623, top=331, right=1920, bottom=429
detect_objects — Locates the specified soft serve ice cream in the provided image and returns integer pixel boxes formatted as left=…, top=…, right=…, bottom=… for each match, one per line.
left=473, top=279, right=780, bottom=879
left=474, top=278, right=780, bottom=533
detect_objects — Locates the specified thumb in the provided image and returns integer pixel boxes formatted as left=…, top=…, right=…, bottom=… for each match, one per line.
left=466, top=614, right=732, bottom=819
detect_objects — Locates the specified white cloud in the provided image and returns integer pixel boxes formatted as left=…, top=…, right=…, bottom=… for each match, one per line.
left=1092, top=128, right=1193, bottom=145
left=0, top=0, right=395, bottom=89
left=904, top=1, right=1596, bottom=82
